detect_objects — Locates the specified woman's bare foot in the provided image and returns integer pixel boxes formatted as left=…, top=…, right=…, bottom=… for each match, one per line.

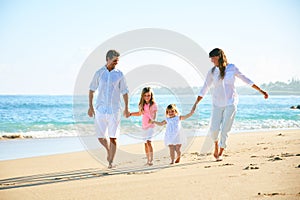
left=214, top=141, right=219, bottom=160
left=216, top=148, right=224, bottom=161
left=175, top=157, right=180, bottom=163
left=214, top=150, right=219, bottom=159
left=216, top=156, right=223, bottom=162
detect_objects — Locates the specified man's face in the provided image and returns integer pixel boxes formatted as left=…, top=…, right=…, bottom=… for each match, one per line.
left=107, top=56, right=119, bottom=68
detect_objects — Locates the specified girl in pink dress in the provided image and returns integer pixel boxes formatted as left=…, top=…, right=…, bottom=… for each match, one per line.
left=129, top=87, right=158, bottom=166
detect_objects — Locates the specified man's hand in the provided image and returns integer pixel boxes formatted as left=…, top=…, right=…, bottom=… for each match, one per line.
left=88, top=107, right=95, bottom=118
left=123, top=109, right=130, bottom=118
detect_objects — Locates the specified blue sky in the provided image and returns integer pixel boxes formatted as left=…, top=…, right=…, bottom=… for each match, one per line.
left=0, top=0, right=299, bottom=94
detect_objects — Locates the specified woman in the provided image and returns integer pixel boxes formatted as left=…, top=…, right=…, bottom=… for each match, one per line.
left=192, top=48, right=268, bottom=161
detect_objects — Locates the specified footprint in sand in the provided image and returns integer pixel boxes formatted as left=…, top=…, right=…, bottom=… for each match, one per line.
left=281, top=153, right=294, bottom=157
left=243, top=164, right=259, bottom=170
left=268, top=156, right=283, bottom=161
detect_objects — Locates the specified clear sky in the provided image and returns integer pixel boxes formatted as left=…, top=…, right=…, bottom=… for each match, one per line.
left=0, top=0, right=299, bottom=95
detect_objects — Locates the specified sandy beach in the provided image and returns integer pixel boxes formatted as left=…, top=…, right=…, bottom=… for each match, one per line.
left=0, top=129, right=299, bottom=200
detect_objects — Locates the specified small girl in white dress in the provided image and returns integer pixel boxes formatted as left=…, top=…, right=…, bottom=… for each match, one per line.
left=150, top=104, right=194, bottom=164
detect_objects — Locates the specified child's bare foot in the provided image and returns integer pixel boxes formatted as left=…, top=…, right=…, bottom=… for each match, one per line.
left=106, top=150, right=110, bottom=162
left=145, top=162, right=153, bottom=166
left=175, top=157, right=180, bottom=163
left=108, top=162, right=116, bottom=169
left=170, top=160, right=174, bottom=165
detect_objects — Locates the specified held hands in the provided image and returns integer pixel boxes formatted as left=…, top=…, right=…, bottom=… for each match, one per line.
left=123, top=109, right=130, bottom=118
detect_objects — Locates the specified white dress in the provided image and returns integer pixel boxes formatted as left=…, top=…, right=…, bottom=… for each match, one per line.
left=164, top=116, right=186, bottom=146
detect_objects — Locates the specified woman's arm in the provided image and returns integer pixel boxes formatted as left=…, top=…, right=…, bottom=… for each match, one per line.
left=252, top=84, right=269, bottom=99
left=191, top=70, right=212, bottom=113
left=191, top=96, right=203, bottom=113
left=234, top=65, right=268, bottom=99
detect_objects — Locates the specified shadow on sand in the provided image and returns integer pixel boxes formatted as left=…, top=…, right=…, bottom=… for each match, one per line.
left=0, top=159, right=213, bottom=190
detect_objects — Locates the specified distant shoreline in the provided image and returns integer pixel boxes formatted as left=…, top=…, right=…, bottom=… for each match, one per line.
left=1, top=91, right=300, bottom=96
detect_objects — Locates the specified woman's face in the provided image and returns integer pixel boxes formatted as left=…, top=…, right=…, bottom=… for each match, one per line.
left=210, top=56, right=219, bottom=66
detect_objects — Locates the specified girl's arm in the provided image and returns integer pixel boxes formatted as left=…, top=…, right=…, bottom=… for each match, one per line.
left=153, top=111, right=157, bottom=120
left=180, top=111, right=194, bottom=120
left=149, top=119, right=166, bottom=126
left=129, top=111, right=142, bottom=117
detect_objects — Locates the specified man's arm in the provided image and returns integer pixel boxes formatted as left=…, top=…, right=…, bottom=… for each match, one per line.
left=88, top=90, right=95, bottom=117
left=123, top=93, right=130, bottom=118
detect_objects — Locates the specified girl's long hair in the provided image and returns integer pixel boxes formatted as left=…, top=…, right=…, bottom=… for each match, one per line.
left=138, top=87, right=156, bottom=113
left=210, top=48, right=228, bottom=79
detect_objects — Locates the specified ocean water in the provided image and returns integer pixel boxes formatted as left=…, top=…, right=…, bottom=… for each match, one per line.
left=0, top=94, right=299, bottom=160
left=0, top=94, right=299, bottom=139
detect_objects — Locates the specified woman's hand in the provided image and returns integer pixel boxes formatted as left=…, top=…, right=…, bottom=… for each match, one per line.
left=260, top=90, right=269, bottom=99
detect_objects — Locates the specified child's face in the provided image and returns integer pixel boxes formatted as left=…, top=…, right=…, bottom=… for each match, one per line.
left=166, top=109, right=177, bottom=117
left=143, top=92, right=151, bottom=103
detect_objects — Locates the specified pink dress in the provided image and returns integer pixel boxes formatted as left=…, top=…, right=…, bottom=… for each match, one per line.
left=141, top=103, right=157, bottom=142
left=142, top=103, right=158, bottom=130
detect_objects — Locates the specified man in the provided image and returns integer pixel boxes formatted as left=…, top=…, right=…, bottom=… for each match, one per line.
left=88, top=49, right=130, bottom=168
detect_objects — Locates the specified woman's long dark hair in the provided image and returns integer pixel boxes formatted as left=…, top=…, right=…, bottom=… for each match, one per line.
left=210, top=48, right=228, bottom=79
